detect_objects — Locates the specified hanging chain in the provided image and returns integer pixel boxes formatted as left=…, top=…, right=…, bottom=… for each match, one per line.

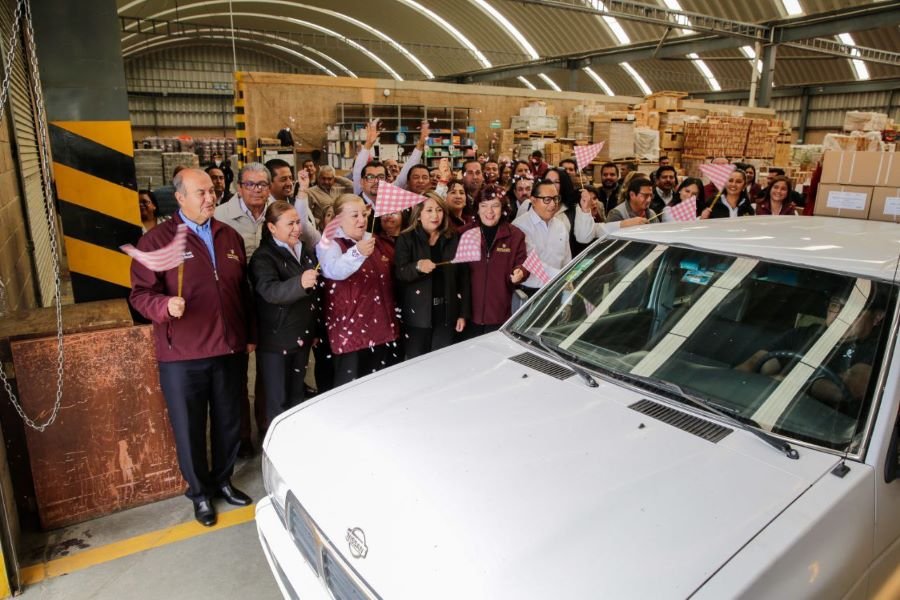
left=0, top=0, right=65, bottom=432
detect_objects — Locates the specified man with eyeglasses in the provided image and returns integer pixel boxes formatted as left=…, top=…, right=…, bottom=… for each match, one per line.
left=215, top=162, right=272, bottom=258
left=607, top=177, right=658, bottom=224
left=352, top=119, right=429, bottom=195
left=215, top=162, right=273, bottom=457
left=205, top=165, right=228, bottom=205
left=512, top=180, right=572, bottom=296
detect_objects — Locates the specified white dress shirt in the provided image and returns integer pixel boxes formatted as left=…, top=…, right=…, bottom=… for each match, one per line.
left=315, top=230, right=369, bottom=280
left=573, top=208, right=620, bottom=244
left=512, top=209, right=572, bottom=289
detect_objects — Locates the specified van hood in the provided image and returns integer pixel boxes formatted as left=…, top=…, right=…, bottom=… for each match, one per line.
left=265, top=333, right=841, bottom=599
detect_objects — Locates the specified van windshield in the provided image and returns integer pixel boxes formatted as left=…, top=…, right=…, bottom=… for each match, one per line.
left=508, top=239, right=897, bottom=453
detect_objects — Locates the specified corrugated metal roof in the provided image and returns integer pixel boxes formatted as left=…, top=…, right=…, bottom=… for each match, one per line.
left=119, top=0, right=900, bottom=91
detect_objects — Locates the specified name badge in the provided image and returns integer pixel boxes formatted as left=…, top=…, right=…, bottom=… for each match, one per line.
left=495, top=246, right=511, bottom=253
left=182, top=251, right=195, bottom=260
left=226, top=249, right=241, bottom=262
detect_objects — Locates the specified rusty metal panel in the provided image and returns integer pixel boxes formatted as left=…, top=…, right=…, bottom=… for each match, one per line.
left=10, top=325, right=182, bottom=530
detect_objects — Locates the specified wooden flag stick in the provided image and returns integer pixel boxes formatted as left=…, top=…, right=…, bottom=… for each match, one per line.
left=177, top=262, right=184, bottom=297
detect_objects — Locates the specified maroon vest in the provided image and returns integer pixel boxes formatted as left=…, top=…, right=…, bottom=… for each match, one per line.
left=323, top=237, right=400, bottom=354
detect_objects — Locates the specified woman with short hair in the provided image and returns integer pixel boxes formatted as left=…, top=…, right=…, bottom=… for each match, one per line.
left=249, top=201, right=319, bottom=422
left=316, top=194, right=401, bottom=385
left=462, top=184, right=528, bottom=337
left=394, top=193, right=470, bottom=358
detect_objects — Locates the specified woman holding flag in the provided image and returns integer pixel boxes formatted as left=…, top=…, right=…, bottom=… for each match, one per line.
left=249, top=200, right=319, bottom=423
left=700, top=164, right=755, bottom=219
left=394, top=193, right=471, bottom=359
left=661, top=177, right=708, bottom=222
left=462, top=184, right=528, bottom=338
left=316, top=193, right=401, bottom=386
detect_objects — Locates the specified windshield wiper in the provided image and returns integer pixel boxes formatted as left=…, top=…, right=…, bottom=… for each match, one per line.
left=533, top=333, right=599, bottom=388
left=617, top=372, right=800, bottom=460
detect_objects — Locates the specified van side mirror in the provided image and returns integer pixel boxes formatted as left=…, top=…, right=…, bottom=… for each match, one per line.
left=886, top=416, right=900, bottom=483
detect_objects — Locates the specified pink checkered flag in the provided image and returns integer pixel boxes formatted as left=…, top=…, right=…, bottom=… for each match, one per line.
left=451, top=228, right=481, bottom=263
left=523, top=249, right=550, bottom=285
left=121, top=224, right=187, bottom=272
left=668, top=196, right=698, bottom=222
left=573, top=142, right=605, bottom=172
left=374, top=182, right=427, bottom=217
left=699, top=163, right=736, bottom=192
left=317, top=217, right=343, bottom=249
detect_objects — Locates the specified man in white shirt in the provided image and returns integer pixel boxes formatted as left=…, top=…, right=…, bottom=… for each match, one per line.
left=513, top=180, right=572, bottom=294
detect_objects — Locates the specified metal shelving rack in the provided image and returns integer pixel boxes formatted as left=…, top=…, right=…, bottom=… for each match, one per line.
left=327, top=103, right=475, bottom=171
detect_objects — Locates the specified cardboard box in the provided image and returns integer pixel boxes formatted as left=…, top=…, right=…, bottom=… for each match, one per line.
left=869, top=187, right=900, bottom=223
left=814, top=184, right=872, bottom=220
left=821, top=150, right=900, bottom=186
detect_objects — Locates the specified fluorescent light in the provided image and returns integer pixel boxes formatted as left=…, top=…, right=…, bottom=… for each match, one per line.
left=687, top=52, right=721, bottom=91
left=621, top=62, right=652, bottom=95
left=395, top=0, right=492, bottom=68
left=740, top=45, right=763, bottom=74
left=583, top=67, right=615, bottom=95
left=781, top=0, right=804, bottom=16
left=603, top=16, right=631, bottom=44
left=538, top=73, right=562, bottom=92
left=517, top=76, right=537, bottom=90
left=837, top=33, right=870, bottom=81
left=472, top=0, right=539, bottom=60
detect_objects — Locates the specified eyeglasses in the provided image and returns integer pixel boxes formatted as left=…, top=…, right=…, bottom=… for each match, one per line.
left=534, top=195, right=561, bottom=205
left=636, top=192, right=653, bottom=199
left=240, top=181, right=269, bottom=191
left=363, top=174, right=386, bottom=182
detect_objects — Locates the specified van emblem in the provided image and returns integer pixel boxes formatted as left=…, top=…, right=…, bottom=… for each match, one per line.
left=346, top=527, right=368, bottom=558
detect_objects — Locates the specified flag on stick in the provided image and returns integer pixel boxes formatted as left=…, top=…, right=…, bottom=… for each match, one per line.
left=374, top=183, right=427, bottom=217
left=451, top=228, right=481, bottom=263
left=121, top=224, right=187, bottom=272
left=573, top=142, right=605, bottom=172
left=523, top=249, right=550, bottom=285
left=699, top=163, right=736, bottom=192
left=668, top=196, right=698, bottom=222
left=318, top=218, right=343, bottom=249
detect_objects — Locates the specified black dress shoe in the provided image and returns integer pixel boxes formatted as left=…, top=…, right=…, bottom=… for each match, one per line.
left=193, top=498, right=217, bottom=527
left=216, top=482, right=252, bottom=506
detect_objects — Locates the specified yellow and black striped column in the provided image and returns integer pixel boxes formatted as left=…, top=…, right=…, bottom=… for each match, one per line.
left=32, top=0, right=141, bottom=302
left=50, top=122, right=140, bottom=300
left=234, top=71, right=248, bottom=167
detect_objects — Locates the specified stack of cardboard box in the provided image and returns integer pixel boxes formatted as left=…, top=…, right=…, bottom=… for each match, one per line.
left=815, top=150, right=900, bottom=222
left=591, top=114, right=635, bottom=162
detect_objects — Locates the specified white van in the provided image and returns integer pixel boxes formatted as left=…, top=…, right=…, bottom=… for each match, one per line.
left=256, top=216, right=900, bottom=599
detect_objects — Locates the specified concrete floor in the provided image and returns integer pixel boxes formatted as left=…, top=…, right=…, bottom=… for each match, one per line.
left=17, top=455, right=281, bottom=599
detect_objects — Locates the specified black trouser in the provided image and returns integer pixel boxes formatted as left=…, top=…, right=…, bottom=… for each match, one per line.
left=158, top=354, right=242, bottom=501
left=257, top=347, right=311, bottom=424
left=238, top=352, right=266, bottom=444
left=312, top=337, right=335, bottom=395
left=464, top=322, right=502, bottom=340
left=404, top=324, right=456, bottom=359
left=333, top=342, right=395, bottom=387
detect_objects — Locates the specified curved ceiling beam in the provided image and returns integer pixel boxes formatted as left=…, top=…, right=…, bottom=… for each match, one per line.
left=122, top=23, right=357, bottom=77
left=169, top=12, right=402, bottom=80
left=394, top=0, right=492, bottom=68
left=123, top=34, right=338, bottom=76
left=121, top=0, right=432, bottom=79
left=470, top=0, right=540, bottom=60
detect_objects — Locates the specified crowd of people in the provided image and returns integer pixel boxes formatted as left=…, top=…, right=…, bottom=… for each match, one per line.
left=129, top=119, right=811, bottom=525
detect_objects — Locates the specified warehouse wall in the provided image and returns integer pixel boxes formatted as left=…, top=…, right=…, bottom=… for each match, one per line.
left=707, top=88, right=900, bottom=142
left=0, top=113, right=37, bottom=316
left=125, top=45, right=302, bottom=141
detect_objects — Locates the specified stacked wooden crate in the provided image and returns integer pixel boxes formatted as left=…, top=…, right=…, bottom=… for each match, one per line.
left=566, top=103, right=605, bottom=142
left=591, top=113, right=635, bottom=162
left=683, top=116, right=751, bottom=160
